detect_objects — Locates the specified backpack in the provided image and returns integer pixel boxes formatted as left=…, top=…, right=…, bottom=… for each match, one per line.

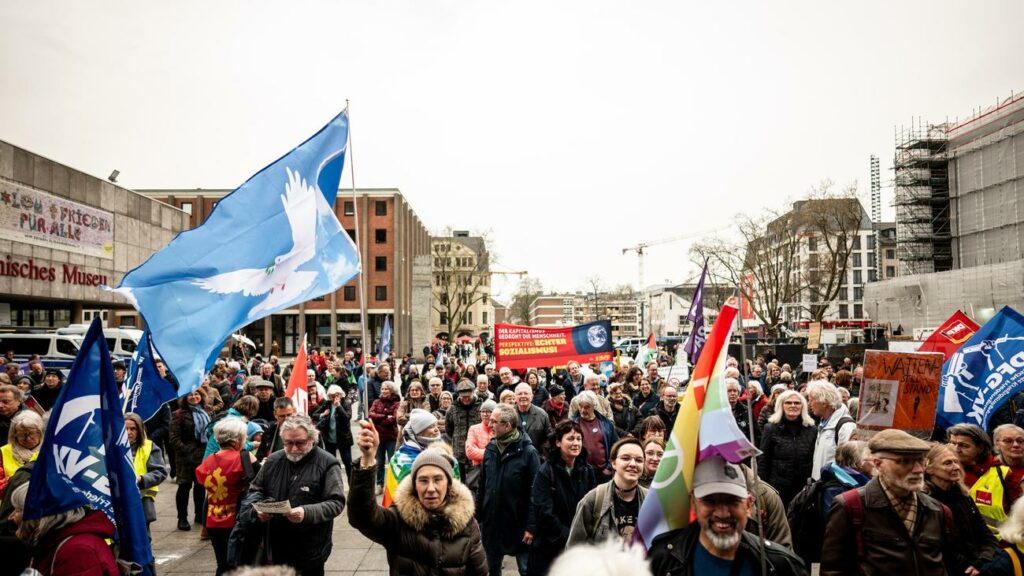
left=841, top=489, right=954, bottom=557
left=833, top=415, right=856, bottom=445
left=787, top=477, right=840, bottom=563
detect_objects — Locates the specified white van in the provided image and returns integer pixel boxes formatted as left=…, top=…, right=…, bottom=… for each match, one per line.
left=0, top=332, right=83, bottom=369
left=56, top=325, right=141, bottom=359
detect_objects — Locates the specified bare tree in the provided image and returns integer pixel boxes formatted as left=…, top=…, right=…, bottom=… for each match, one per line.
left=508, top=276, right=543, bottom=325
left=431, top=231, right=492, bottom=337
left=584, top=276, right=605, bottom=320
left=690, top=211, right=804, bottom=336
left=792, top=182, right=866, bottom=321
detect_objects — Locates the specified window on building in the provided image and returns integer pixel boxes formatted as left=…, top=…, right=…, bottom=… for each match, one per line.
left=868, top=235, right=876, bottom=250
left=886, top=249, right=895, bottom=259
left=482, top=294, right=488, bottom=305
left=375, top=200, right=387, bottom=216
left=838, top=287, right=848, bottom=301
left=440, top=312, right=448, bottom=325
left=344, top=286, right=356, bottom=301
left=375, top=229, right=387, bottom=244
left=346, top=229, right=357, bottom=242
left=180, top=201, right=193, bottom=215
left=440, top=293, right=449, bottom=305
left=839, top=304, right=849, bottom=318
left=375, top=256, right=387, bottom=271
left=853, top=270, right=863, bottom=284
left=868, top=253, right=876, bottom=268
left=482, top=311, right=489, bottom=325
left=807, top=236, right=817, bottom=251
left=869, top=270, right=878, bottom=282
left=886, top=265, right=896, bottom=278
left=854, top=304, right=864, bottom=319
left=466, top=311, right=473, bottom=324
left=375, top=286, right=387, bottom=301
left=854, top=287, right=864, bottom=300
left=344, top=201, right=354, bottom=216
left=852, top=253, right=861, bottom=267
left=852, top=235, right=861, bottom=250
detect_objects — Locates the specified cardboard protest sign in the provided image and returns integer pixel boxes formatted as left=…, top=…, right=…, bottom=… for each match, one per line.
left=859, top=350, right=943, bottom=435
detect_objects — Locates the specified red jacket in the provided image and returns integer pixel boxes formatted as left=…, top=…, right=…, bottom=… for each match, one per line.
left=33, top=510, right=118, bottom=576
left=196, top=450, right=248, bottom=528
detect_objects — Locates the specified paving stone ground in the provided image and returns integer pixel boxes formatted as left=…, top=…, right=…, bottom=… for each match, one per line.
left=153, top=420, right=520, bottom=575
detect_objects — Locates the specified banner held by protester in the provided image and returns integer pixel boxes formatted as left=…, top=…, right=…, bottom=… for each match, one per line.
left=859, top=350, right=943, bottom=437
left=493, top=320, right=613, bottom=370
left=24, top=317, right=154, bottom=574
left=918, top=310, right=980, bottom=361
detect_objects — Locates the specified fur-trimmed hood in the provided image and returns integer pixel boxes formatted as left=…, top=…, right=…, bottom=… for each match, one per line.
left=392, top=473, right=476, bottom=537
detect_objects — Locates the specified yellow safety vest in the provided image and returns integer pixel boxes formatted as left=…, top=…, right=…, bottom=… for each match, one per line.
left=970, top=465, right=1008, bottom=532
left=0, top=444, right=38, bottom=478
left=134, top=439, right=159, bottom=500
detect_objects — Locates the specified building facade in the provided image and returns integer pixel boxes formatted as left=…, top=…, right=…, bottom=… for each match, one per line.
left=428, top=232, right=494, bottom=339
left=528, top=292, right=640, bottom=340
left=0, top=140, right=191, bottom=329
left=140, top=188, right=430, bottom=357
left=867, top=92, right=1024, bottom=332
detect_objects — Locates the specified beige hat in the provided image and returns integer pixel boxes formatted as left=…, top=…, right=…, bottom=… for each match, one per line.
left=411, top=448, right=455, bottom=484
left=868, top=428, right=930, bottom=455
left=693, top=455, right=748, bottom=499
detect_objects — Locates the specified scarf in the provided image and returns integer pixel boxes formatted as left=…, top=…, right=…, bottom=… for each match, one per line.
left=495, top=428, right=521, bottom=455
left=9, top=441, right=37, bottom=466
left=189, top=404, right=211, bottom=443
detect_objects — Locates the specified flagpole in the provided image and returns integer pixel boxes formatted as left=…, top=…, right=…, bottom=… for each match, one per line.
left=346, top=100, right=371, bottom=416
left=736, top=289, right=768, bottom=576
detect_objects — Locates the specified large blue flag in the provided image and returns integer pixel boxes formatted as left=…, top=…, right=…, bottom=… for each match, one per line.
left=682, top=259, right=709, bottom=363
left=124, top=329, right=177, bottom=422
left=937, top=306, right=1024, bottom=430
left=108, top=110, right=360, bottom=396
left=24, top=318, right=154, bottom=573
left=378, top=316, right=392, bottom=364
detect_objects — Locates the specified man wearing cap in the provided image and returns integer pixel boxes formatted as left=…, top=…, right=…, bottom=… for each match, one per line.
left=648, top=455, right=806, bottom=576
left=542, top=384, right=569, bottom=428
left=821, top=429, right=956, bottom=576
left=447, top=379, right=482, bottom=476
left=252, top=377, right=277, bottom=422
left=259, top=361, right=285, bottom=396
left=514, top=383, right=553, bottom=453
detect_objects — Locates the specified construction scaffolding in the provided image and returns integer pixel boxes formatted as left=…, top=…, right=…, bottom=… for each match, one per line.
left=893, top=120, right=952, bottom=275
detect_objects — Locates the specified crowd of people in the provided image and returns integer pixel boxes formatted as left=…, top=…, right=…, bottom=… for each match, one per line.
left=5, top=342, right=1024, bottom=575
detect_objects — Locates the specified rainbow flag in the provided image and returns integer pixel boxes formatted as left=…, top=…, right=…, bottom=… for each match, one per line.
left=634, top=296, right=760, bottom=550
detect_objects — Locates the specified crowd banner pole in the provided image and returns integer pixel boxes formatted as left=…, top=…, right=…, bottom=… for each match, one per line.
left=346, top=100, right=371, bottom=415
left=736, top=290, right=768, bottom=576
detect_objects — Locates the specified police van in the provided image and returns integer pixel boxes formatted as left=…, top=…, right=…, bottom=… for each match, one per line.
left=0, top=332, right=84, bottom=370
left=56, top=325, right=141, bottom=359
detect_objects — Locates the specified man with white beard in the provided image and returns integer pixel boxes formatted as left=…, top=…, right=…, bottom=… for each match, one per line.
left=250, top=415, right=346, bottom=576
left=648, top=456, right=806, bottom=576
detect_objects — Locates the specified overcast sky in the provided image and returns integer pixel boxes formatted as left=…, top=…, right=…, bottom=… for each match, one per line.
left=2, top=1, right=1021, bottom=303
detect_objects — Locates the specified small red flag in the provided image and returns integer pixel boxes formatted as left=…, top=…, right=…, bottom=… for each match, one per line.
left=918, top=311, right=980, bottom=361
left=285, top=334, right=309, bottom=415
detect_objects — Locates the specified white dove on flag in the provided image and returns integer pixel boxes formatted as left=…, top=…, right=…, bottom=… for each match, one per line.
left=192, top=167, right=319, bottom=318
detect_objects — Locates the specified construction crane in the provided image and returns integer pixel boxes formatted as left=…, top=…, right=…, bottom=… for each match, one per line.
left=622, top=229, right=715, bottom=333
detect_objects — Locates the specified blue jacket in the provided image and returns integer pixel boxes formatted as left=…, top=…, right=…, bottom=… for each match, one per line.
left=475, top=431, right=540, bottom=555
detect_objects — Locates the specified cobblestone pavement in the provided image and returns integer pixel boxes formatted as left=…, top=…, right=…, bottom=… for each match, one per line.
left=153, top=422, right=521, bottom=575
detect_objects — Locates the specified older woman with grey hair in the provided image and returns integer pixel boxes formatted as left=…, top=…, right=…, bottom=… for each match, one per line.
left=757, top=390, right=819, bottom=506
left=807, top=380, right=857, bottom=479
left=10, top=482, right=120, bottom=575
left=196, top=418, right=258, bottom=576
left=1, top=411, right=44, bottom=495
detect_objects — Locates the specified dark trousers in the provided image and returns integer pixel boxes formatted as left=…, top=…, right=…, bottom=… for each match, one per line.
left=208, top=527, right=232, bottom=576
left=375, top=439, right=396, bottom=486
left=324, top=442, right=353, bottom=484
left=176, top=479, right=204, bottom=522
left=484, top=542, right=528, bottom=576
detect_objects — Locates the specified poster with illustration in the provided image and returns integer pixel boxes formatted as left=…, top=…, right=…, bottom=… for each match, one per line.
left=859, top=350, right=944, bottom=436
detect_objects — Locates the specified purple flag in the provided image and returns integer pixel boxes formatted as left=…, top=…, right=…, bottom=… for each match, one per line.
left=682, top=260, right=708, bottom=363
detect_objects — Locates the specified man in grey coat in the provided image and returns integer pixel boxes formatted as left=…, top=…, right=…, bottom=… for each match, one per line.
left=250, top=415, right=346, bottom=576
left=514, top=383, right=553, bottom=453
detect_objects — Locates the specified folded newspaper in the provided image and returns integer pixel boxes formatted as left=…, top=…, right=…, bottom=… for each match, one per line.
left=253, top=500, right=292, bottom=514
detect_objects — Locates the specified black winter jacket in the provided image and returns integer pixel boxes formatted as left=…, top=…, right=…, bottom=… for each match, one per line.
left=169, top=407, right=208, bottom=484
left=925, top=480, right=999, bottom=573
left=526, top=456, right=596, bottom=549
left=316, top=399, right=354, bottom=448
left=248, top=447, right=346, bottom=565
left=475, top=432, right=541, bottom=555
left=758, top=417, right=818, bottom=505
left=649, top=522, right=807, bottom=576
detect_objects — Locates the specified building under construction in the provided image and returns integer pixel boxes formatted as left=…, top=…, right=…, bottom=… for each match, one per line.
left=866, top=91, right=1024, bottom=332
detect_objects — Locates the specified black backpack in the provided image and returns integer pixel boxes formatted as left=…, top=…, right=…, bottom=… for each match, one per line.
left=786, top=477, right=841, bottom=564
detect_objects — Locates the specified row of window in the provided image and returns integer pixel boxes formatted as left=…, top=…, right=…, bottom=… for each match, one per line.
left=807, top=235, right=875, bottom=252
left=439, top=311, right=489, bottom=325
left=340, top=285, right=387, bottom=301
left=344, top=229, right=389, bottom=244
left=343, top=200, right=389, bottom=217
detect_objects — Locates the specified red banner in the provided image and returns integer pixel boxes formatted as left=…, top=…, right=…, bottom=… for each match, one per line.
left=494, top=321, right=613, bottom=370
left=918, top=310, right=979, bottom=361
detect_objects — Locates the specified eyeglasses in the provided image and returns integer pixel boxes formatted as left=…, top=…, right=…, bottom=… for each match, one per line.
left=999, top=438, right=1024, bottom=445
left=878, top=455, right=925, bottom=467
